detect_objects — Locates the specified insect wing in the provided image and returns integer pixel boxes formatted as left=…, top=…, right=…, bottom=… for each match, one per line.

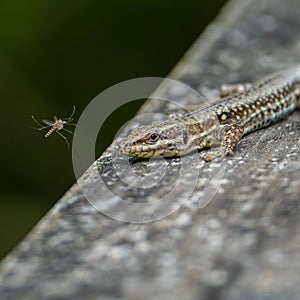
left=42, top=119, right=54, bottom=126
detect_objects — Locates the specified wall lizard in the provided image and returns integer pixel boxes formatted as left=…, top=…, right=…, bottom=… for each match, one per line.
left=119, top=67, right=300, bottom=161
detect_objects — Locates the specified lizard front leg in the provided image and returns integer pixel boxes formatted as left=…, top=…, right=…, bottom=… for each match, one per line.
left=200, top=124, right=244, bottom=161
left=222, top=124, right=244, bottom=156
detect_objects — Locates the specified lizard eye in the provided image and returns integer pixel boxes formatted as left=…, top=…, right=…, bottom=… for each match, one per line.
left=148, top=133, right=160, bottom=142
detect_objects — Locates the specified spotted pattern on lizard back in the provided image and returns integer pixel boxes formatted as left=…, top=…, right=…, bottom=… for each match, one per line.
left=119, top=67, right=300, bottom=161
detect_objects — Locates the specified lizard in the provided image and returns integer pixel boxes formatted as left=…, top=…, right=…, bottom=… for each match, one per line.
left=119, top=67, right=300, bottom=161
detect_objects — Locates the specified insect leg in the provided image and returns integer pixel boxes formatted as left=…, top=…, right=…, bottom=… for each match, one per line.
left=61, top=105, right=76, bottom=121
left=61, top=127, right=75, bottom=135
left=56, top=131, right=70, bottom=150
left=31, top=115, right=49, bottom=129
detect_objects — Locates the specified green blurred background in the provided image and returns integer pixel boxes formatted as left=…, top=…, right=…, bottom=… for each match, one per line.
left=0, top=0, right=226, bottom=259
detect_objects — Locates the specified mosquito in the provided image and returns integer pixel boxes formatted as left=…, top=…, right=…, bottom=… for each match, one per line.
left=31, top=105, right=77, bottom=149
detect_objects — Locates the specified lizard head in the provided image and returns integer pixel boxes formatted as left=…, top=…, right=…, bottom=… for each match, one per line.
left=119, top=119, right=211, bottom=158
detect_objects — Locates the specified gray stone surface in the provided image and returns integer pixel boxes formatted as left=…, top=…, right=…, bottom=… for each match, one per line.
left=1, top=0, right=300, bottom=299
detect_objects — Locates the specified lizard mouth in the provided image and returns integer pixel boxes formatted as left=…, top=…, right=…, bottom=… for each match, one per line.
left=119, top=140, right=171, bottom=158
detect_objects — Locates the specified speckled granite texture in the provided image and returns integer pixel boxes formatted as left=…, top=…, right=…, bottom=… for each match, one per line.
left=1, top=0, right=300, bottom=299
